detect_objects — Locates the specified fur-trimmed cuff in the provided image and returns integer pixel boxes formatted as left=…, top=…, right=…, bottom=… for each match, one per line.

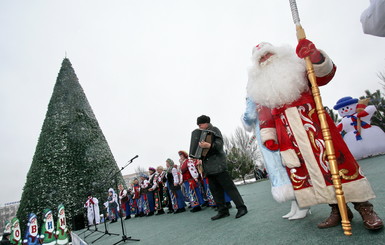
left=281, top=149, right=301, bottom=168
left=260, top=128, right=277, bottom=144
left=313, top=50, right=333, bottom=78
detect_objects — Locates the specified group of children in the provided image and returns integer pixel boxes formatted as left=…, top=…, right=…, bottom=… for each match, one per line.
left=85, top=150, right=231, bottom=225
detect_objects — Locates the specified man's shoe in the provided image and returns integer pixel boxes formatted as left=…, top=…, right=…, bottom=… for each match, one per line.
left=354, top=201, right=384, bottom=230
left=318, top=204, right=353, bottom=229
left=235, top=207, right=248, bottom=219
left=125, top=216, right=131, bottom=220
left=190, top=206, right=202, bottom=213
left=211, top=212, right=230, bottom=220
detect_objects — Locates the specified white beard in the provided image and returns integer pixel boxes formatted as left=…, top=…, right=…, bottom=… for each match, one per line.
left=246, top=45, right=308, bottom=109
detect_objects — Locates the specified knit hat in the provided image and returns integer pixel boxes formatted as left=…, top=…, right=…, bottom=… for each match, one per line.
left=197, top=115, right=210, bottom=125
left=148, top=167, right=156, bottom=172
left=333, top=96, right=359, bottom=110
left=178, top=150, right=188, bottom=158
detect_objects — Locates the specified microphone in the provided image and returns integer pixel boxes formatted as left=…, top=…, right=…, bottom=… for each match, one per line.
left=130, top=155, right=139, bottom=161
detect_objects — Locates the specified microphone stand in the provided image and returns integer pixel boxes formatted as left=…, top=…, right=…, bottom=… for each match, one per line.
left=111, top=155, right=140, bottom=244
left=91, top=210, right=119, bottom=243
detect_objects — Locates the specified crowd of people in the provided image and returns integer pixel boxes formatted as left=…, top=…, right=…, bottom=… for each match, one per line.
left=85, top=152, right=241, bottom=225
left=85, top=115, right=248, bottom=225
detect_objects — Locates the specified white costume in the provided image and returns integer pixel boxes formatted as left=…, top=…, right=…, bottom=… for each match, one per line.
left=361, top=0, right=385, bottom=37
left=84, top=197, right=100, bottom=225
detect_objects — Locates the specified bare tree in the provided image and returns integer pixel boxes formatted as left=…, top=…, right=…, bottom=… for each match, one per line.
left=224, top=127, right=257, bottom=184
left=134, top=166, right=147, bottom=177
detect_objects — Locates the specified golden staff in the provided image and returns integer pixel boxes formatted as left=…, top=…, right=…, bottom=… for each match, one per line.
left=288, top=0, right=352, bottom=236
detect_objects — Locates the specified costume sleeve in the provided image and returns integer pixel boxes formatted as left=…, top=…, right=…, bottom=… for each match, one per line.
left=258, top=105, right=277, bottom=144
left=187, top=160, right=199, bottom=179
left=312, top=50, right=337, bottom=86
left=242, top=98, right=258, bottom=132
left=93, top=197, right=99, bottom=205
left=172, top=168, right=179, bottom=184
left=361, top=0, right=385, bottom=37
left=150, top=175, right=158, bottom=190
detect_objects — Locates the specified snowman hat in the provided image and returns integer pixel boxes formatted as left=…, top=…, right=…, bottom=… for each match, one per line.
left=28, top=213, right=37, bottom=222
left=333, top=96, right=359, bottom=110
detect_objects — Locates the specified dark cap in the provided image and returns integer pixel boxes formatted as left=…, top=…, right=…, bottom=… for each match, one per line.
left=197, top=115, right=210, bottom=125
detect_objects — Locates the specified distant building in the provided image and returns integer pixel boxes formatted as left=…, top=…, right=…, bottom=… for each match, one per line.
left=0, top=201, right=20, bottom=231
left=122, top=172, right=148, bottom=187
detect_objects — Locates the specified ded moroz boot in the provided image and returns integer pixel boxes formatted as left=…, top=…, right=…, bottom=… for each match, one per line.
left=353, top=201, right=384, bottom=230
left=317, top=204, right=353, bottom=229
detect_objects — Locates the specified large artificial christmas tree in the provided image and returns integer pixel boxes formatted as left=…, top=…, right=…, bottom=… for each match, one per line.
left=17, top=58, right=125, bottom=229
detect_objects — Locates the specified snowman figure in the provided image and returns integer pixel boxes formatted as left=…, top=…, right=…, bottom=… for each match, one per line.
left=4, top=220, right=11, bottom=234
left=40, top=209, right=57, bottom=245
left=56, top=204, right=69, bottom=245
left=23, top=213, right=40, bottom=245
left=10, top=217, right=22, bottom=245
left=333, top=96, right=385, bottom=159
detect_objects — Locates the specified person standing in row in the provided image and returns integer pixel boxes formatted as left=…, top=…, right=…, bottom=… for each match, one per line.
left=131, top=178, right=141, bottom=217
left=139, top=173, right=151, bottom=216
left=107, top=188, right=120, bottom=223
left=118, top=184, right=132, bottom=220
left=179, top=150, right=205, bottom=212
left=196, top=115, right=248, bottom=220
left=165, top=158, right=186, bottom=214
left=154, top=166, right=167, bottom=215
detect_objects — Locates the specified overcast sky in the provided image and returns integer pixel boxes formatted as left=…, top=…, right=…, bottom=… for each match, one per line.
left=1, top=0, right=384, bottom=205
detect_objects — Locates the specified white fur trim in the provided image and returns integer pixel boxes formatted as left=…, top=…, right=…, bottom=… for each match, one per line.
left=281, top=149, right=301, bottom=168
left=285, top=107, right=327, bottom=190
left=313, top=50, right=333, bottom=78
left=295, top=178, right=376, bottom=208
left=271, top=184, right=295, bottom=203
left=260, top=128, right=277, bottom=144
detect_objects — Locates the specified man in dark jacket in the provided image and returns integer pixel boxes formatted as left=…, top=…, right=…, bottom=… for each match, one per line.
left=197, top=115, right=248, bottom=220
